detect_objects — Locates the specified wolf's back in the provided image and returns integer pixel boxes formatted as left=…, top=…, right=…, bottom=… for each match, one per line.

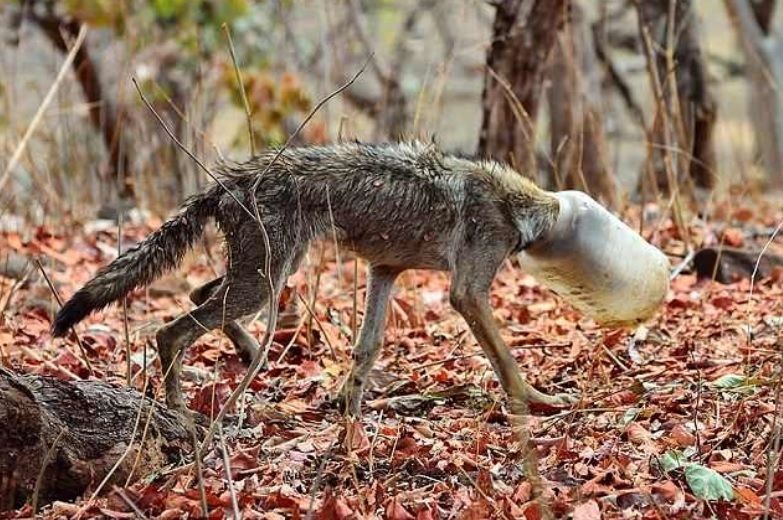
left=51, top=187, right=222, bottom=337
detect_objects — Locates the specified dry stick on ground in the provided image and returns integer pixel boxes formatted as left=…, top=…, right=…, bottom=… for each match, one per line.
left=35, top=259, right=93, bottom=375
left=188, top=422, right=209, bottom=517
left=747, top=217, right=783, bottom=519
left=455, top=461, right=506, bottom=517
left=118, top=209, right=132, bottom=386
left=30, top=428, right=65, bottom=514
left=218, top=423, right=241, bottom=520
left=297, top=292, right=337, bottom=360
left=763, top=362, right=783, bottom=520
left=274, top=309, right=308, bottom=366
left=304, top=439, right=338, bottom=520
left=367, top=408, right=385, bottom=477
left=306, top=245, right=327, bottom=348
left=123, top=391, right=159, bottom=487
left=0, top=25, right=86, bottom=192
left=111, top=486, right=149, bottom=520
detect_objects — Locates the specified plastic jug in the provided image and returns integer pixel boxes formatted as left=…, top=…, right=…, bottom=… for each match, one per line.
left=518, top=191, right=670, bottom=327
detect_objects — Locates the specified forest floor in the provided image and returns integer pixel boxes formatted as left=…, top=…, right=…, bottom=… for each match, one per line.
left=1, top=200, right=782, bottom=519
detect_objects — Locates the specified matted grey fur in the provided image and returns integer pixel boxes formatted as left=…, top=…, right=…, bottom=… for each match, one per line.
left=52, top=141, right=574, bottom=415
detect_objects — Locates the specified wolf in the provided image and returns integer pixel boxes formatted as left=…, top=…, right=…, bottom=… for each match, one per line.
left=52, top=141, right=575, bottom=416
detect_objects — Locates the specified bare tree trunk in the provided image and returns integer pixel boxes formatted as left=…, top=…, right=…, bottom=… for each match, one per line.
left=478, top=0, right=568, bottom=178
left=547, top=1, right=618, bottom=208
left=637, top=0, right=718, bottom=194
left=0, top=369, right=191, bottom=511
left=724, top=0, right=783, bottom=189
left=27, top=8, right=135, bottom=202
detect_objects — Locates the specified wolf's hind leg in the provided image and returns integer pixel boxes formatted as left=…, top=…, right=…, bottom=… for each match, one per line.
left=158, top=217, right=305, bottom=412
left=190, top=277, right=259, bottom=363
left=337, top=265, right=401, bottom=417
left=158, top=278, right=269, bottom=411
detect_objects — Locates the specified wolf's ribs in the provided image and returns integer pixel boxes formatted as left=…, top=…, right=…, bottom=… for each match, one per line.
left=0, top=368, right=191, bottom=511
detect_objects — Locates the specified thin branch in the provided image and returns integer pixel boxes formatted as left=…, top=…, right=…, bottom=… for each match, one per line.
left=37, top=259, right=93, bottom=375
left=591, top=20, right=646, bottom=127
left=297, top=291, right=337, bottom=360
left=304, top=439, right=337, bottom=520
left=31, top=428, right=65, bottom=514
left=222, top=23, right=257, bottom=156
left=118, top=208, right=131, bottom=386
left=345, top=0, right=389, bottom=80
left=218, top=424, right=241, bottom=520
left=0, top=24, right=87, bottom=191
left=724, top=0, right=770, bottom=55
left=111, top=486, right=149, bottom=520
left=131, top=78, right=257, bottom=222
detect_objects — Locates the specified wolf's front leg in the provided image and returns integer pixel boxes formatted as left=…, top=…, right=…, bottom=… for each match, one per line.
left=337, top=265, right=401, bottom=417
left=449, top=257, right=576, bottom=415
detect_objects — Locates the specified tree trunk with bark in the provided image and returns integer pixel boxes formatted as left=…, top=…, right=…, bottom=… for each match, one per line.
left=0, top=369, right=191, bottom=511
left=637, top=0, right=718, bottom=194
left=547, top=1, right=618, bottom=208
left=724, top=0, right=783, bottom=189
left=478, top=0, right=568, bottom=178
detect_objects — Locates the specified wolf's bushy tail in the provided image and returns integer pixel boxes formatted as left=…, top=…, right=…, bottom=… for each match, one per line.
left=52, top=187, right=222, bottom=337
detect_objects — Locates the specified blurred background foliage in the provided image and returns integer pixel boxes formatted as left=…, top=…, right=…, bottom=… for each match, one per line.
left=0, top=0, right=780, bottom=225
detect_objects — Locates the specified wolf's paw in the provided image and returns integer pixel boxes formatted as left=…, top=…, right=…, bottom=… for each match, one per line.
left=526, top=388, right=579, bottom=410
left=549, top=392, right=579, bottom=406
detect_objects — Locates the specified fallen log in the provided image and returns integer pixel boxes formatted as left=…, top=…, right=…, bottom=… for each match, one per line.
left=0, top=368, right=192, bottom=511
left=693, top=246, right=783, bottom=283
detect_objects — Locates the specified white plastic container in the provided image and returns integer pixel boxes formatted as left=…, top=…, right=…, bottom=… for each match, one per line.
left=518, top=191, right=670, bottom=327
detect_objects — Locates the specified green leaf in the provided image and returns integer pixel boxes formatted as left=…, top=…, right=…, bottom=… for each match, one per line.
left=711, top=374, right=760, bottom=395
left=711, top=374, right=748, bottom=388
left=657, top=450, right=688, bottom=473
left=684, top=464, right=735, bottom=501
left=152, top=0, right=189, bottom=19
left=621, top=407, right=640, bottom=426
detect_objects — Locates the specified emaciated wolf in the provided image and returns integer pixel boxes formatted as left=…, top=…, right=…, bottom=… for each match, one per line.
left=52, top=141, right=576, bottom=416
